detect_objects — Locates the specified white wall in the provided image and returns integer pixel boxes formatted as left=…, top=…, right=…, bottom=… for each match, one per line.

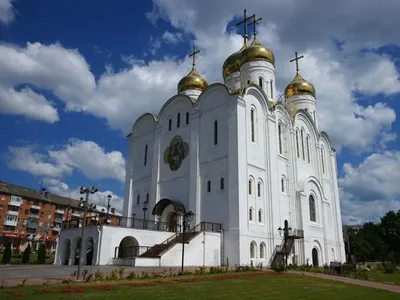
left=160, top=232, right=221, bottom=267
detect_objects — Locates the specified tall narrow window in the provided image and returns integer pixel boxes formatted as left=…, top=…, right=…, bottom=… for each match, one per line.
left=296, top=130, right=300, bottom=158
left=214, top=120, right=218, bottom=145
left=248, top=180, right=252, bottom=195
left=177, top=113, right=181, bottom=128
left=220, top=178, right=225, bottom=190
left=136, top=195, right=140, bottom=205
left=281, top=177, right=285, bottom=193
left=259, top=77, right=263, bottom=89
left=258, top=210, right=262, bottom=222
left=146, top=193, right=149, bottom=203
left=257, top=182, right=261, bottom=197
left=168, top=119, right=172, bottom=131
left=247, top=80, right=250, bottom=84
left=321, top=148, right=325, bottom=174
left=270, top=80, right=273, bottom=98
left=250, top=109, right=255, bottom=142
left=250, top=242, right=255, bottom=258
left=313, top=111, right=316, bottom=122
left=278, top=123, right=283, bottom=154
left=207, top=180, right=211, bottom=192
left=309, top=195, right=316, bottom=222
left=306, top=136, right=311, bottom=163
left=144, top=144, right=148, bottom=166
left=260, top=243, right=265, bottom=259
left=249, top=208, right=253, bottom=221
left=301, top=130, right=305, bottom=160
left=185, top=112, right=189, bottom=125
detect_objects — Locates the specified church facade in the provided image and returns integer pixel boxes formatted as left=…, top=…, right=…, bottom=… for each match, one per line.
left=55, top=10, right=345, bottom=268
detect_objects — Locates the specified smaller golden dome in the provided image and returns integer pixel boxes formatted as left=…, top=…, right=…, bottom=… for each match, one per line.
left=177, top=68, right=208, bottom=93
left=222, top=45, right=246, bottom=79
left=284, top=72, right=316, bottom=98
left=240, top=37, right=275, bottom=66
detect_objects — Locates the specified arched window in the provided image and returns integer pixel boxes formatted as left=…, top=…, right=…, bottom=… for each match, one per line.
left=270, top=80, right=274, bottom=98
left=296, top=130, right=300, bottom=158
left=136, top=194, right=140, bottom=205
left=306, top=136, right=311, bottom=163
left=321, top=147, right=325, bottom=174
left=250, top=109, right=255, bottom=143
left=177, top=112, right=181, bottom=128
left=309, top=195, right=316, bottom=222
left=258, top=209, right=262, bottom=223
left=168, top=119, right=172, bottom=131
left=185, top=112, right=189, bottom=125
left=146, top=193, right=149, bottom=203
left=281, top=177, right=285, bottom=193
left=260, top=243, right=266, bottom=259
left=144, top=144, right=148, bottom=166
left=247, top=80, right=250, bottom=84
left=214, top=120, right=218, bottom=145
left=301, top=129, right=305, bottom=160
left=257, top=182, right=262, bottom=197
left=207, top=180, right=211, bottom=192
left=278, top=122, right=283, bottom=154
left=248, top=180, right=252, bottom=195
left=250, top=241, right=256, bottom=259
left=259, top=77, right=263, bottom=89
left=249, top=208, right=253, bottom=221
left=220, top=178, right=225, bottom=190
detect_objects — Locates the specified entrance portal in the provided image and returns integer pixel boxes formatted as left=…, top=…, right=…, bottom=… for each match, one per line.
left=312, top=248, right=319, bottom=267
left=168, top=212, right=178, bottom=232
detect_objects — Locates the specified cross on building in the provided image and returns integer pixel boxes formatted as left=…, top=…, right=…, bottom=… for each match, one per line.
left=248, top=15, right=262, bottom=37
left=189, top=46, right=200, bottom=68
left=236, top=9, right=255, bottom=45
left=290, top=52, right=304, bottom=72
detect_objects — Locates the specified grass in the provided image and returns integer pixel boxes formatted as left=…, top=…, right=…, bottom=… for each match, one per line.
left=361, top=269, right=400, bottom=286
left=0, top=273, right=397, bottom=299
left=6, top=253, right=55, bottom=264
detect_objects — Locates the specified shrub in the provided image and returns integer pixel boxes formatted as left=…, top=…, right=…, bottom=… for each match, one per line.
left=271, top=265, right=286, bottom=273
left=37, top=244, right=46, bottom=264
left=1, top=243, right=12, bottom=264
left=94, top=270, right=104, bottom=281
left=382, top=262, right=396, bottom=274
left=118, top=267, right=126, bottom=279
left=22, top=244, right=31, bottom=264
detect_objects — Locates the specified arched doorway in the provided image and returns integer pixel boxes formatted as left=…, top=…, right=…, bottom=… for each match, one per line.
left=312, top=248, right=319, bottom=267
left=74, top=238, right=81, bottom=265
left=85, top=237, right=94, bottom=265
left=167, top=212, right=178, bottom=232
left=64, top=239, right=71, bottom=265
left=118, top=236, right=139, bottom=258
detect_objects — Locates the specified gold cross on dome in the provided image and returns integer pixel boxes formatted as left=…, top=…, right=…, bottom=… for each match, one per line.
left=189, top=46, right=200, bottom=68
left=290, top=52, right=304, bottom=73
left=236, top=9, right=255, bottom=45
left=248, top=15, right=262, bottom=37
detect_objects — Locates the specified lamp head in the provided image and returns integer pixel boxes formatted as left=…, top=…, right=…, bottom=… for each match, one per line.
left=186, top=210, right=194, bottom=223
left=278, top=227, right=283, bottom=236
left=80, top=187, right=85, bottom=194
left=107, top=194, right=112, bottom=199
left=91, top=186, right=98, bottom=194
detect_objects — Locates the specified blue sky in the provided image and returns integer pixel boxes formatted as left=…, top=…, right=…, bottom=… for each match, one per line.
left=0, top=0, right=399, bottom=223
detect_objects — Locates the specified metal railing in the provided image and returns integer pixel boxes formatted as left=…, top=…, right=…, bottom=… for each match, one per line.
left=115, top=216, right=183, bottom=233
left=114, top=245, right=152, bottom=258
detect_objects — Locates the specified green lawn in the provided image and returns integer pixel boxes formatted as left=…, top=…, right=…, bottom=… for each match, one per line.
left=0, top=273, right=397, bottom=300
left=361, top=270, right=400, bottom=286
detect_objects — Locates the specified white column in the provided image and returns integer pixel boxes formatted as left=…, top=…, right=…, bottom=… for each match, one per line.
left=150, top=126, right=162, bottom=219
left=189, top=111, right=201, bottom=225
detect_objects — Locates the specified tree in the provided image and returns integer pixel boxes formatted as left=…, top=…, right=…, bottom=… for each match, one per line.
left=1, top=243, right=12, bottom=264
left=22, top=244, right=31, bottom=264
left=37, top=244, right=46, bottom=264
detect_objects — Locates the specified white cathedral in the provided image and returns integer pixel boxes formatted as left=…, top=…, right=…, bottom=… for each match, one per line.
left=55, top=10, right=346, bottom=268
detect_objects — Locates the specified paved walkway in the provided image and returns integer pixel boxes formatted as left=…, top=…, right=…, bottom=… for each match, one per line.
left=290, top=271, right=400, bottom=294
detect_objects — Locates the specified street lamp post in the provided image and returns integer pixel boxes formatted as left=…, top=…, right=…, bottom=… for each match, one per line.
left=278, top=220, right=292, bottom=267
left=106, top=194, right=112, bottom=225
left=76, top=186, right=98, bottom=281
left=142, top=201, right=148, bottom=229
left=181, top=211, right=194, bottom=274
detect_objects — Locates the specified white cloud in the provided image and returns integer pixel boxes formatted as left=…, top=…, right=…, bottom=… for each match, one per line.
left=162, top=31, right=183, bottom=44
left=0, top=1, right=399, bottom=154
left=6, top=139, right=126, bottom=183
left=339, top=151, right=400, bottom=224
left=43, top=178, right=124, bottom=213
left=0, top=0, right=15, bottom=25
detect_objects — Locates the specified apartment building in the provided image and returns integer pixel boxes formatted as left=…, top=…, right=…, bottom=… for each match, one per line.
left=0, top=181, right=121, bottom=253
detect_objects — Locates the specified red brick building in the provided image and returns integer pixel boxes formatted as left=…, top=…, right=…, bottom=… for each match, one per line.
left=0, top=181, right=121, bottom=253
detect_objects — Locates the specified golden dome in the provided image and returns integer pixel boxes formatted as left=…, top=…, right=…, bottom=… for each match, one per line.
left=222, top=44, right=246, bottom=79
left=177, top=67, right=208, bottom=93
left=240, top=37, right=275, bottom=66
left=284, top=72, right=316, bottom=98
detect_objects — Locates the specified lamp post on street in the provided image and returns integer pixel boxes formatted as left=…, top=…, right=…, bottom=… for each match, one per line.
left=181, top=211, right=194, bottom=274
left=76, top=186, right=98, bottom=280
left=278, top=220, right=292, bottom=267
left=142, top=201, right=148, bottom=229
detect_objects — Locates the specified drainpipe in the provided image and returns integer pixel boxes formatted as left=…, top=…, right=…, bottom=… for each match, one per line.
left=203, top=231, right=206, bottom=267
left=219, top=230, right=224, bottom=266
left=96, top=225, right=103, bottom=265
